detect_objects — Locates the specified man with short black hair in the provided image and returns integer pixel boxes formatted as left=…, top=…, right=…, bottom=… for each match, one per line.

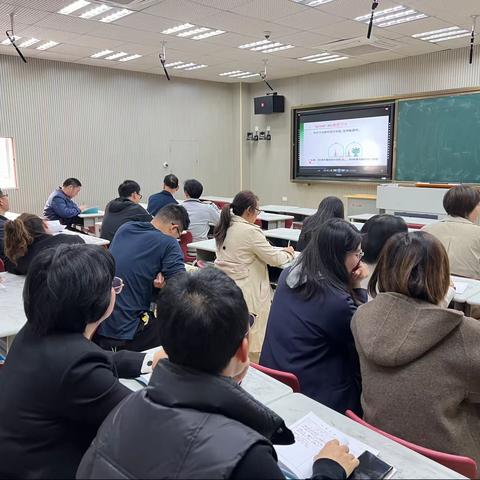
left=0, top=188, right=10, bottom=262
left=94, top=204, right=190, bottom=352
left=43, top=178, right=86, bottom=225
left=79, top=268, right=359, bottom=480
left=147, top=174, right=179, bottom=216
left=183, top=178, right=220, bottom=241
left=101, top=180, right=151, bottom=242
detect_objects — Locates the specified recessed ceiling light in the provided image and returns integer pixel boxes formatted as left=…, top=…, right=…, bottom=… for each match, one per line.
left=413, top=26, right=470, bottom=43
left=308, top=54, right=339, bottom=62
left=37, top=41, right=59, bottom=50
left=1, top=36, right=20, bottom=45
left=238, top=73, right=261, bottom=79
left=298, top=53, right=332, bottom=60
left=239, top=40, right=271, bottom=49
left=292, top=0, right=334, bottom=5
left=184, top=64, right=208, bottom=70
left=251, top=42, right=282, bottom=51
left=192, top=30, right=225, bottom=40
left=229, top=71, right=252, bottom=77
left=219, top=70, right=256, bottom=78
left=90, top=49, right=113, bottom=58
left=80, top=4, right=112, bottom=19
left=163, top=61, right=184, bottom=67
left=58, top=0, right=90, bottom=15
left=104, top=51, right=128, bottom=60
left=298, top=52, right=348, bottom=64
left=219, top=70, right=243, bottom=76
left=162, top=23, right=195, bottom=35
left=316, top=56, right=348, bottom=64
left=177, top=27, right=210, bottom=37
left=355, top=5, right=427, bottom=27
left=99, top=9, right=132, bottom=23
left=118, top=54, right=142, bottom=62
left=262, top=44, right=294, bottom=53
left=18, top=38, right=40, bottom=48
left=174, top=62, right=196, bottom=69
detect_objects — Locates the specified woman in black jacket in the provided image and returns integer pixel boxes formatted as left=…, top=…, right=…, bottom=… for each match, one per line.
left=261, top=219, right=368, bottom=415
left=0, top=244, right=164, bottom=479
left=4, top=213, right=84, bottom=275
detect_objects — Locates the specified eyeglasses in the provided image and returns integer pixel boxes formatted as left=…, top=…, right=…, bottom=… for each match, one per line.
left=254, top=207, right=261, bottom=214
left=351, top=250, right=364, bottom=260
left=112, top=277, right=124, bottom=294
left=243, top=313, right=256, bottom=338
left=137, top=193, right=143, bottom=200
left=171, top=223, right=181, bottom=239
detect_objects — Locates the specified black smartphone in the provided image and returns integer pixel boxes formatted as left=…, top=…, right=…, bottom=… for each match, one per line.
left=350, top=451, right=394, bottom=480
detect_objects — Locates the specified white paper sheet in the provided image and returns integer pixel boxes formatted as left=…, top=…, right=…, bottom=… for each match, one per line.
left=275, top=412, right=379, bottom=479
left=453, top=281, right=468, bottom=294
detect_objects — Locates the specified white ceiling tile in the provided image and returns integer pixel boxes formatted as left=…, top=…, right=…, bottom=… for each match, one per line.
left=309, top=19, right=370, bottom=38
left=230, top=0, right=307, bottom=21
left=114, top=12, right=174, bottom=32
left=113, top=41, right=159, bottom=55
left=275, top=8, right=343, bottom=30
left=45, top=43, right=92, bottom=56
left=0, top=3, right=50, bottom=25
left=13, top=25, right=80, bottom=42
left=317, top=0, right=401, bottom=20
left=142, top=0, right=221, bottom=21
left=32, top=13, right=97, bottom=34
left=68, top=34, right=125, bottom=48
left=274, top=30, right=336, bottom=48
left=190, top=0, right=252, bottom=10
left=5, top=0, right=70, bottom=12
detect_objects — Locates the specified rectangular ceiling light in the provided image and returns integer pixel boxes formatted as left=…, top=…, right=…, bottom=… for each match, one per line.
left=162, top=23, right=195, bottom=34
left=251, top=42, right=282, bottom=51
left=184, top=64, right=208, bottom=70
left=413, top=26, right=470, bottom=43
left=163, top=61, right=184, bottom=67
left=355, top=5, right=427, bottom=27
left=262, top=44, right=294, bottom=53
left=239, top=40, right=296, bottom=52
left=239, top=39, right=271, bottom=49
left=18, top=38, right=40, bottom=48
left=174, top=62, right=196, bottom=69
left=104, top=51, right=128, bottom=60
left=219, top=70, right=257, bottom=78
left=1, top=36, right=20, bottom=45
left=80, top=4, right=112, bottom=19
left=118, top=54, right=142, bottom=62
left=192, top=30, right=225, bottom=40
left=99, top=8, right=132, bottom=23
left=293, top=0, right=335, bottom=5
left=177, top=27, right=210, bottom=37
left=238, top=73, right=261, bottom=79
left=90, top=49, right=113, bottom=58
left=58, top=0, right=90, bottom=15
left=37, top=41, right=59, bottom=50
left=316, top=55, right=348, bottom=64
left=298, top=52, right=334, bottom=60
left=298, top=52, right=348, bottom=64
left=219, top=70, right=243, bottom=76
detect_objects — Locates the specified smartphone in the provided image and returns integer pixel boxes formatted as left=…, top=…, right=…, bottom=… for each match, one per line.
left=350, top=451, right=394, bottom=480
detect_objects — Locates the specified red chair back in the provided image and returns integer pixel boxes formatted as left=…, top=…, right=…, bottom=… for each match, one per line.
left=285, top=219, right=293, bottom=229
left=0, top=258, right=4, bottom=272
left=179, top=231, right=196, bottom=264
left=251, top=363, right=300, bottom=393
left=345, top=410, right=477, bottom=479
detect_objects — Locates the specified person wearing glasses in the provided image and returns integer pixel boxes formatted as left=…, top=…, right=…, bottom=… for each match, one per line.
left=78, top=268, right=360, bottom=480
left=0, top=244, right=165, bottom=479
left=0, top=187, right=10, bottom=263
left=214, top=191, right=294, bottom=360
left=101, top=180, right=151, bottom=242
left=260, top=219, right=368, bottom=415
left=94, top=204, right=189, bottom=352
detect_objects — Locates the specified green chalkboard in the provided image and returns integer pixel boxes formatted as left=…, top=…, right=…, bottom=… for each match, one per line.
left=396, top=93, right=480, bottom=183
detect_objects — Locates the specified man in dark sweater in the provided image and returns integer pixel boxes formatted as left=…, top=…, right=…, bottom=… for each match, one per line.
left=0, top=188, right=10, bottom=263
left=78, top=269, right=359, bottom=480
left=147, top=173, right=179, bottom=216
left=101, top=180, right=151, bottom=242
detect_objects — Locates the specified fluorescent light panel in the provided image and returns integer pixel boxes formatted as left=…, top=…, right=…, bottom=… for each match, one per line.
left=355, top=5, right=427, bottom=27
left=99, top=8, right=132, bottom=22
left=58, top=0, right=90, bottom=15
left=173, top=62, right=196, bottom=69
left=239, top=39, right=270, bottom=49
left=162, top=23, right=226, bottom=40
left=292, top=0, right=335, bottom=5
left=1, top=36, right=20, bottom=45
left=162, top=23, right=194, bottom=34
left=163, top=61, right=184, bottom=67
left=240, top=39, right=296, bottom=53
left=262, top=44, right=294, bottom=53
left=177, top=27, right=209, bottom=37
left=18, top=38, right=40, bottom=48
left=184, top=64, right=207, bottom=70
left=90, top=49, right=113, bottom=58
left=192, top=30, right=225, bottom=40
left=316, top=56, right=348, bottom=64
left=219, top=70, right=258, bottom=78
left=80, top=4, right=112, bottom=19
left=37, top=41, right=59, bottom=50
left=219, top=70, right=242, bottom=76
left=118, top=54, right=142, bottom=62
left=104, top=51, right=128, bottom=60
left=298, top=52, right=347, bottom=63
left=238, top=73, right=260, bottom=79
left=413, top=26, right=470, bottom=43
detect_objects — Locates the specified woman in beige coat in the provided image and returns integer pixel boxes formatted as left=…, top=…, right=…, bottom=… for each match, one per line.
left=352, top=231, right=480, bottom=465
left=214, top=191, right=294, bottom=356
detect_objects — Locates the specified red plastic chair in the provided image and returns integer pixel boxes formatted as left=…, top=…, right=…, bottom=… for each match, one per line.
left=255, top=219, right=262, bottom=227
left=251, top=363, right=301, bottom=393
left=345, top=410, right=477, bottom=479
left=0, top=258, right=4, bottom=272
left=179, top=231, right=196, bottom=264
left=285, top=219, right=293, bottom=229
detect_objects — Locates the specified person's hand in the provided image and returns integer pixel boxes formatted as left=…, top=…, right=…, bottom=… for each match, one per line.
left=79, top=204, right=88, bottom=212
left=283, top=246, right=295, bottom=256
left=314, top=440, right=360, bottom=477
left=152, top=347, right=168, bottom=369
left=153, top=273, right=165, bottom=289
left=351, top=262, right=369, bottom=286
left=233, top=361, right=250, bottom=384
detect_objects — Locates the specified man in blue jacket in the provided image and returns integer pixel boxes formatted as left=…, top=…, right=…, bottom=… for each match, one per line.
left=43, top=178, right=86, bottom=225
left=147, top=174, right=179, bottom=216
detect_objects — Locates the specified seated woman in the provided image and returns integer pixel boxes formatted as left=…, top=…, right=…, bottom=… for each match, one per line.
left=423, top=184, right=480, bottom=279
left=214, top=191, right=294, bottom=358
left=352, top=231, right=480, bottom=465
left=297, top=196, right=344, bottom=252
left=4, top=213, right=84, bottom=275
left=260, top=219, right=368, bottom=415
left=360, top=214, right=408, bottom=289
left=0, top=244, right=164, bottom=479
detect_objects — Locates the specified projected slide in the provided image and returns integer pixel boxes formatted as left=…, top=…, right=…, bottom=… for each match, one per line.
left=299, top=116, right=390, bottom=167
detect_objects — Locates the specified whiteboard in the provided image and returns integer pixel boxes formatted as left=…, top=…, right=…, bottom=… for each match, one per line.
left=0, top=137, right=17, bottom=189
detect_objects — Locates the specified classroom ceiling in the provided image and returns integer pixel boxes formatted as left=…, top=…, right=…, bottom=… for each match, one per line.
left=0, top=0, right=477, bottom=83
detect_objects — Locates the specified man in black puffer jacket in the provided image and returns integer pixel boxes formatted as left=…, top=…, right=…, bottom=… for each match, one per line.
left=77, top=268, right=359, bottom=480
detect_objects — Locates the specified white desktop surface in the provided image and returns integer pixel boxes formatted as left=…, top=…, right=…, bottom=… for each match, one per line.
left=268, top=393, right=465, bottom=480
left=451, top=276, right=480, bottom=304
left=0, top=273, right=27, bottom=338
left=264, top=228, right=300, bottom=242
left=79, top=210, right=105, bottom=219
left=61, top=229, right=110, bottom=246
left=188, top=238, right=216, bottom=253
left=4, top=212, right=20, bottom=220
left=349, top=213, right=438, bottom=226
left=261, top=205, right=316, bottom=216
left=200, top=195, right=233, bottom=204
left=257, top=212, right=294, bottom=222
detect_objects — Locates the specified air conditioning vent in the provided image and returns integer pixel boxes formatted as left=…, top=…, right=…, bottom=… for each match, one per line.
left=315, top=36, right=400, bottom=56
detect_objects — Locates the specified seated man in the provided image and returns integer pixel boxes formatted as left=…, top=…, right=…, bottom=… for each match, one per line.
left=79, top=268, right=359, bottom=480
left=94, top=204, right=189, bottom=352
left=0, top=188, right=9, bottom=262
left=182, top=179, right=220, bottom=241
left=147, top=174, right=179, bottom=216
left=43, top=178, right=85, bottom=226
left=101, top=180, right=151, bottom=242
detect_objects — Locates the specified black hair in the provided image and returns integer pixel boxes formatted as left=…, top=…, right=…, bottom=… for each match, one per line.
left=118, top=179, right=141, bottom=198
left=158, top=268, right=249, bottom=374
left=163, top=174, right=179, bottom=189
left=24, top=244, right=115, bottom=336
left=214, top=190, right=258, bottom=247
left=294, top=218, right=362, bottom=300
left=156, top=203, right=190, bottom=231
left=63, top=178, right=82, bottom=188
left=361, top=214, right=408, bottom=264
left=184, top=179, right=203, bottom=199
left=443, top=184, right=480, bottom=219
left=298, top=196, right=344, bottom=251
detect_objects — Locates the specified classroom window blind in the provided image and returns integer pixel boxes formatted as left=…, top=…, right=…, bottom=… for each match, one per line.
left=0, top=137, right=17, bottom=189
